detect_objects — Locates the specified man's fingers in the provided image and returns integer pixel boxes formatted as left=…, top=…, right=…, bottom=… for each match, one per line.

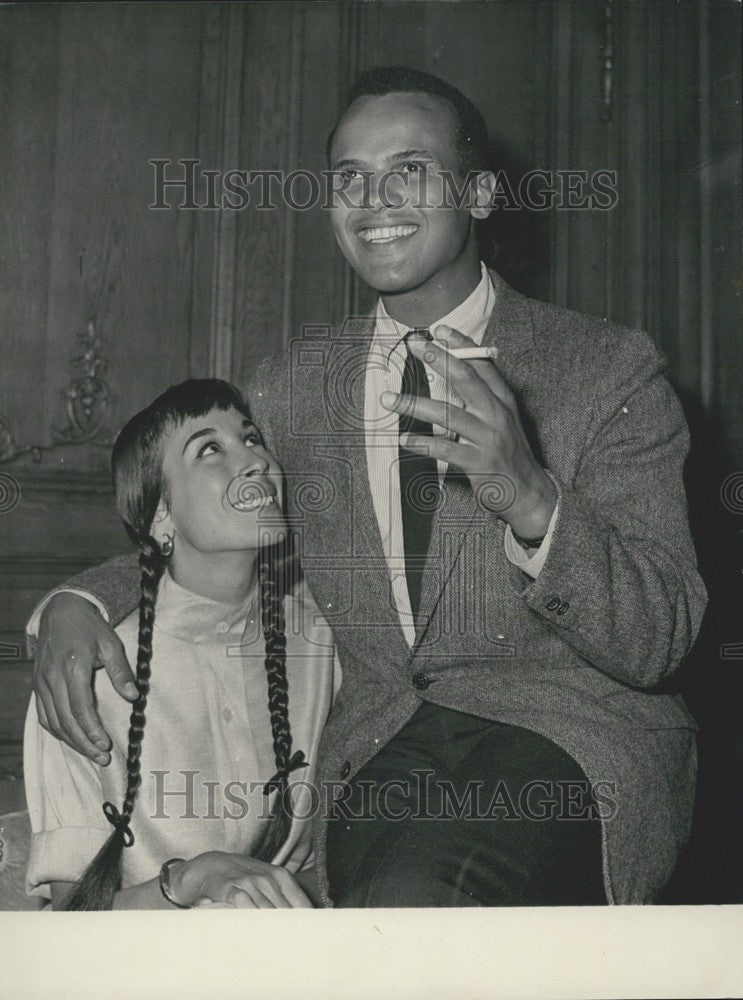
left=98, top=632, right=138, bottom=701
left=67, top=673, right=112, bottom=753
left=405, top=336, right=495, bottom=414
left=385, top=393, right=485, bottom=442
left=46, top=671, right=111, bottom=764
left=34, top=680, right=63, bottom=739
left=428, top=325, right=516, bottom=409
left=399, top=434, right=480, bottom=473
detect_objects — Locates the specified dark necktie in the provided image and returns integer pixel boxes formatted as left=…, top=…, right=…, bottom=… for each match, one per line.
left=398, top=329, right=438, bottom=618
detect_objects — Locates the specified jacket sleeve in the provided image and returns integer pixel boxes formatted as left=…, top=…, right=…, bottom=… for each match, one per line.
left=521, top=329, right=707, bottom=689
left=26, top=553, right=141, bottom=653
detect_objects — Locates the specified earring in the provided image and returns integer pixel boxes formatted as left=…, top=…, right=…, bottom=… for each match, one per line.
left=160, top=534, right=174, bottom=557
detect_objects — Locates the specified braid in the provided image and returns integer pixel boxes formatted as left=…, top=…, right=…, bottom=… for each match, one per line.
left=253, top=538, right=307, bottom=862
left=64, top=537, right=164, bottom=910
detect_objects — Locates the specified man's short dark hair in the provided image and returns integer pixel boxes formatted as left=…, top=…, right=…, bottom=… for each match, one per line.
left=327, top=66, right=491, bottom=175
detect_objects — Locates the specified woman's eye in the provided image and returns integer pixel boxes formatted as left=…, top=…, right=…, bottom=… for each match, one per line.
left=197, top=441, right=221, bottom=457
left=243, top=433, right=261, bottom=448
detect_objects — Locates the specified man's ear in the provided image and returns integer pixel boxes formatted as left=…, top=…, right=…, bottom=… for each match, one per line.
left=470, top=170, right=496, bottom=220
left=149, top=500, right=173, bottom=545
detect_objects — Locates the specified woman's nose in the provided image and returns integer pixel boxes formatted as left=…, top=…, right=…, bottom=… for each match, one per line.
left=237, top=450, right=270, bottom=477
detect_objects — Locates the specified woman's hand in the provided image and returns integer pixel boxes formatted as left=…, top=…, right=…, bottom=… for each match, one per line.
left=173, top=852, right=313, bottom=909
left=34, top=593, right=138, bottom=766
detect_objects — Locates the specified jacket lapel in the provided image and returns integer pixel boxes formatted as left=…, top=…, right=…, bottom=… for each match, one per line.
left=413, top=271, right=537, bottom=646
left=286, top=273, right=538, bottom=657
left=296, top=316, right=413, bottom=664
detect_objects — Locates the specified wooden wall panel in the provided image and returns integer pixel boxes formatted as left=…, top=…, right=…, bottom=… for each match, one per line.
left=1, top=3, right=207, bottom=477
left=41, top=3, right=205, bottom=467
left=0, top=7, right=60, bottom=449
left=701, top=0, right=743, bottom=465
left=290, top=2, right=362, bottom=333
left=230, top=2, right=304, bottom=389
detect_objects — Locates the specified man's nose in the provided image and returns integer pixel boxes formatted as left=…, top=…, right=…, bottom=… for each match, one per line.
left=366, top=170, right=405, bottom=211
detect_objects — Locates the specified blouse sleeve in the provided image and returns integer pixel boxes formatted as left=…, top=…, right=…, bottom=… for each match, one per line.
left=23, top=698, right=112, bottom=898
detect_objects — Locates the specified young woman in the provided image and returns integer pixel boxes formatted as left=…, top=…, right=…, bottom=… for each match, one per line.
left=23, top=379, right=337, bottom=910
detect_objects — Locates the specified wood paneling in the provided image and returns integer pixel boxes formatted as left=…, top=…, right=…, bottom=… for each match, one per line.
left=1, top=3, right=208, bottom=478
left=0, top=7, right=60, bottom=450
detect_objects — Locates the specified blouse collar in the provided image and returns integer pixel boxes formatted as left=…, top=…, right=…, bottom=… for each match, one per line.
left=152, top=570, right=257, bottom=644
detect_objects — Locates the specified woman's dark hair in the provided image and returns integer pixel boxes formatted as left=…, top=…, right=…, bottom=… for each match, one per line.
left=64, top=378, right=303, bottom=909
left=326, top=65, right=491, bottom=175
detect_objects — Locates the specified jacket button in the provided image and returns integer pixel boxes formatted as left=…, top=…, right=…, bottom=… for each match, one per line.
left=557, top=601, right=570, bottom=615
left=545, top=597, right=561, bottom=611
left=340, top=760, right=351, bottom=779
left=412, top=672, right=431, bottom=690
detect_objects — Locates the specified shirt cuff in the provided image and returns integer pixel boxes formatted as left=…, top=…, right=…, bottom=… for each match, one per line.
left=504, top=502, right=559, bottom=579
left=25, top=589, right=111, bottom=657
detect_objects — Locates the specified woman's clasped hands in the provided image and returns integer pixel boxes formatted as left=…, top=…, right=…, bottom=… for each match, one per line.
left=173, top=852, right=313, bottom=909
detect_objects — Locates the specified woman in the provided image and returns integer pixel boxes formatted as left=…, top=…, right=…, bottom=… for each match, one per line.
left=23, top=379, right=337, bottom=909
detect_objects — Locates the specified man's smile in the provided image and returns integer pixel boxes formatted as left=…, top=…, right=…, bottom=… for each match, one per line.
left=357, top=224, right=419, bottom=245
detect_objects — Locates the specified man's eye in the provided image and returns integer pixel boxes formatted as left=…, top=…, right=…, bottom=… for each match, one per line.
left=198, top=441, right=220, bottom=457
left=400, top=161, right=426, bottom=175
left=243, top=433, right=261, bottom=448
left=338, top=168, right=362, bottom=182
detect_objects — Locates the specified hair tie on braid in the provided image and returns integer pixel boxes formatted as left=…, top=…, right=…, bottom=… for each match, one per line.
left=262, top=750, right=309, bottom=797
left=63, top=535, right=164, bottom=910
left=102, top=801, right=135, bottom=848
left=249, top=540, right=309, bottom=862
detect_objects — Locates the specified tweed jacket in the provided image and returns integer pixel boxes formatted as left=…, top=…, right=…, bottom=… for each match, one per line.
left=61, top=272, right=706, bottom=905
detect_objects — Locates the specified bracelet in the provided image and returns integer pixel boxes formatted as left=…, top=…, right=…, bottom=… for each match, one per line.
left=511, top=529, right=546, bottom=550
left=158, top=857, right=191, bottom=909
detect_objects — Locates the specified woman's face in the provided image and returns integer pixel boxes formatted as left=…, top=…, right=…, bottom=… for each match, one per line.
left=153, top=405, right=285, bottom=555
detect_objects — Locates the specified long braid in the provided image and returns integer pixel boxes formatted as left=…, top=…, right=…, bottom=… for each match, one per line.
left=252, top=538, right=307, bottom=862
left=64, top=537, right=164, bottom=910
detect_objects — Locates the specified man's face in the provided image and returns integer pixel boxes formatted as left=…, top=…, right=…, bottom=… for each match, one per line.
left=328, top=91, right=486, bottom=298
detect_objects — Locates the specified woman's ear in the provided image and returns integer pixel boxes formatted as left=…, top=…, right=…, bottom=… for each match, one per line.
left=470, top=170, right=496, bottom=220
left=149, top=500, right=174, bottom=548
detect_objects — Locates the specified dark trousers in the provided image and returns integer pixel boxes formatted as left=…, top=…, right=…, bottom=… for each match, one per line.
left=326, top=702, right=606, bottom=907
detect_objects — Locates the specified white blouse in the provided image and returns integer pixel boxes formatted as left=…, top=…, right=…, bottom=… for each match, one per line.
left=23, top=570, right=338, bottom=899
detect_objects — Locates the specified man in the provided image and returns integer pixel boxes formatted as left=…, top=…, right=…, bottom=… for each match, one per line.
left=30, top=68, right=706, bottom=906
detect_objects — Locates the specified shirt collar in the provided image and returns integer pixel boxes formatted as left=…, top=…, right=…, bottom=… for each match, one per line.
left=153, top=570, right=255, bottom=643
left=373, top=261, right=495, bottom=350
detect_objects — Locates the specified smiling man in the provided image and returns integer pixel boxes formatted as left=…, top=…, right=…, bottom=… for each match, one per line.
left=30, top=67, right=706, bottom=908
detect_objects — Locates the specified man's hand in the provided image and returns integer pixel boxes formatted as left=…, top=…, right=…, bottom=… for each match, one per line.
left=174, top=852, right=313, bottom=909
left=381, top=324, right=557, bottom=539
left=33, top=593, right=137, bottom=765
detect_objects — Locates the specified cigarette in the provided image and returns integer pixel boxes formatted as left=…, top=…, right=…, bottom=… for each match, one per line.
left=441, top=346, right=498, bottom=360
